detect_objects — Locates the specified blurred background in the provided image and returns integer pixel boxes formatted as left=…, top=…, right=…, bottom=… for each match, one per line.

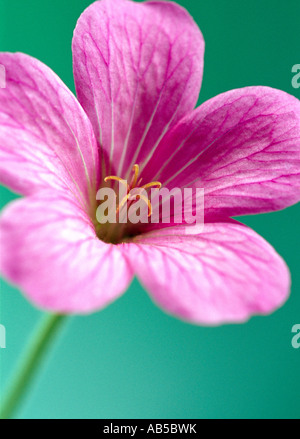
left=0, top=0, right=299, bottom=419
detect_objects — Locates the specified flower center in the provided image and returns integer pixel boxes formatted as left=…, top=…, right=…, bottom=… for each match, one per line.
left=104, top=164, right=161, bottom=217
left=95, top=164, right=162, bottom=244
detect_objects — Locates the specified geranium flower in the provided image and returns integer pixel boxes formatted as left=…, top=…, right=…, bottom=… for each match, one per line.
left=0, top=0, right=299, bottom=325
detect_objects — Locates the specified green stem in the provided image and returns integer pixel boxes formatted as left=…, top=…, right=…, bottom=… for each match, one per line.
left=0, top=313, right=67, bottom=419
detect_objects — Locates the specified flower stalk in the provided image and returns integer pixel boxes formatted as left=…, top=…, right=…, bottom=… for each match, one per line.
left=0, top=313, right=67, bottom=419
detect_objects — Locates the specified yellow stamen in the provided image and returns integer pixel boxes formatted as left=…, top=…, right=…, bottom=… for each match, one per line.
left=116, top=194, right=131, bottom=214
left=140, top=181, right=162, bottom=190
left=135, top=194, right=153, bottom=217
left=103, top=164, right=161, bottom=219
left=104, top=176, right=129, bottom=190
left=131, top=164, right=140, bottom=188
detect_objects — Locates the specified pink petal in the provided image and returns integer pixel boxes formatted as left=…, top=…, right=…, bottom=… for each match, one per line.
left=0, top=192, right=133, bottom=313
left=123, top=222, right=290, bottom=325
left=0, top=53, right=99, bottom=209
left=142, top=86, right=300, bottom=217
left=72, top=0, right=204, bottom=177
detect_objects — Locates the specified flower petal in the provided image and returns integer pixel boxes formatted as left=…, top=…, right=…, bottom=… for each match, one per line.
left=123, top=222, right=290, bottom=325
left=142, top=86, right=300, bottom=217
left=0, top=53, right=99, bottom=209
left=72, top=0, right=204, bottom=177
left=0, top=192, right=133, bottom=313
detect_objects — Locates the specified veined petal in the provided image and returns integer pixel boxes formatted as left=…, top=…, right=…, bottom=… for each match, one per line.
left=0, top=53, right=99, bottom=210
left=142, top=86, right=300, bottom=218
left=0, top=192, right=133, bottom=313
left=123, top=222, right=290, bottom=325
left=72, top=0, right=204, bottom=178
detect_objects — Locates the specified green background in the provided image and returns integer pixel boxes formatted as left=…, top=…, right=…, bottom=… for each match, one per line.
left=0, top=0, right=299, bottom=419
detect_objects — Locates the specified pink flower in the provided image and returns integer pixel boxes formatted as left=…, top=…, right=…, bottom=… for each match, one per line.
left=0, top=0, right=299, bottom=325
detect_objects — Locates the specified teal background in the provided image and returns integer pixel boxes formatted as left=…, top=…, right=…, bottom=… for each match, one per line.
left=0, top=0, right=299, bottom=419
